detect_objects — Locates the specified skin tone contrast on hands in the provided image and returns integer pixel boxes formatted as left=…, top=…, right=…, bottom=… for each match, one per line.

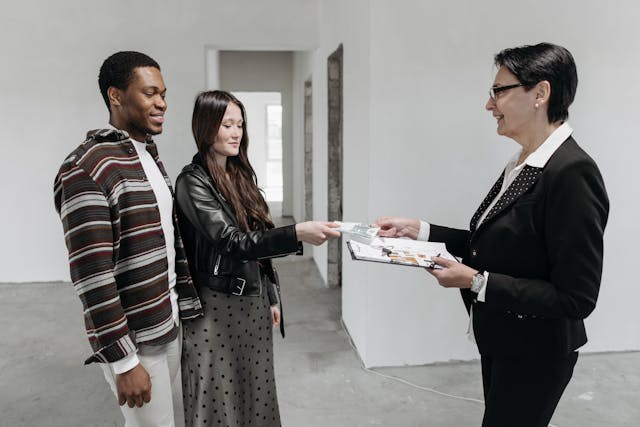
left=115, top=363, right=152, bottom=408
left=295, top=221, right=341, bottom=245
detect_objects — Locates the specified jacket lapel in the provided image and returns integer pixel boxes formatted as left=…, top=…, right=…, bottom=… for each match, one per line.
left=474, top=165, right=543, bottom=233
left=470, top=172, right=504, bottom=233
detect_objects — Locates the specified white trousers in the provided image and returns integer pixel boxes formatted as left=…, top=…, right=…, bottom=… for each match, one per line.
left=101, top=327, right=182, bottom=427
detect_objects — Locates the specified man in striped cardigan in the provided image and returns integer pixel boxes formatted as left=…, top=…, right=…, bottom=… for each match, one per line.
left=54, top=51, right=202, bottom=427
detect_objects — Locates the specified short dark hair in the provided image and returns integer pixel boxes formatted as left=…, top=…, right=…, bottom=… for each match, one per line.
left=98, top=51, right=160, bottom=110
left=494, top=43, right=577, bottom=124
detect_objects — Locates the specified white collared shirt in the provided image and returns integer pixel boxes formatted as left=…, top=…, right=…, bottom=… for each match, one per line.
left=476, top=122, right=573, bottom=227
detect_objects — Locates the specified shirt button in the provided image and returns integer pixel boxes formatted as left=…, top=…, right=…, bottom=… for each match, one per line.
left=472, top=249, right=478, bottom=257
left=128, top=148, right=134, bottom=154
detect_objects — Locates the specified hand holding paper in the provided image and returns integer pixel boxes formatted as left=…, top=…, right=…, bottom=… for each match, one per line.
left=374, top=217, right=421, bottom=239
left=426, top=256, right=478, bottom=289
left=333, top=221, right=380, bottom=244
left=295, top=221, right=341, bottom=245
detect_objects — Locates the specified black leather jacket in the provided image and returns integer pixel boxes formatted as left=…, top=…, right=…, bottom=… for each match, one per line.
left=175, top=155, right=301, bottom=312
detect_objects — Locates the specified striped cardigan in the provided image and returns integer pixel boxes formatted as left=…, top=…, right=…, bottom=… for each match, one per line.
left=54, top=128, right=202, bottom=364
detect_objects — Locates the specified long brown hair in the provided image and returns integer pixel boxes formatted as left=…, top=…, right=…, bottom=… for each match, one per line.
left=191, top=90, right=273, bottom=231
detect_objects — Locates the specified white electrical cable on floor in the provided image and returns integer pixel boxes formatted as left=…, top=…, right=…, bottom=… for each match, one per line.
left=340, top=318, right=484, bottom=404
left=339, top=318, right=558, bottom=427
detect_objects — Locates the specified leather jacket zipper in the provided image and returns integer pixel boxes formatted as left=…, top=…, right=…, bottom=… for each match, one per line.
left=213, top=254, right=221, bottom=275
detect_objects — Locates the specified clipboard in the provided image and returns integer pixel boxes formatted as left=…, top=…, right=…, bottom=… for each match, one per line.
left=346, top=237, right=458, bottom=269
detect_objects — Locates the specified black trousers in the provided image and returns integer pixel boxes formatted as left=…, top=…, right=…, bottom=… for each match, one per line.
left=480, top=351, right=578, bottom=427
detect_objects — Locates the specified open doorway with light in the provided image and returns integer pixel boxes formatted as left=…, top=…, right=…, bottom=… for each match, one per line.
left=233, top=91, right=283, bottom=216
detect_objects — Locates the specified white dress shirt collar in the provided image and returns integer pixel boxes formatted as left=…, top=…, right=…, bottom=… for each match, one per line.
left=508, top=122, right=573, bottom=169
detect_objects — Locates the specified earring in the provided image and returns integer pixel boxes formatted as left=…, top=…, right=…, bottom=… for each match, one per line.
left=534, top=103, right=539, bottom=108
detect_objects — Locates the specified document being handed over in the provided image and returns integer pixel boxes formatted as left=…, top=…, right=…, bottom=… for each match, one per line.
left=346, top=236, right=458, bottom=269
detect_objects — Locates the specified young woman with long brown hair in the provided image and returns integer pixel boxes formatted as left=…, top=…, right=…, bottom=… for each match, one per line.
left=175, top=90, right=340, bottom=427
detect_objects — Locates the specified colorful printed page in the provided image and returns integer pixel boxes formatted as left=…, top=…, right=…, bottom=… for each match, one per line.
left=346, top=237, right=457, bottom=269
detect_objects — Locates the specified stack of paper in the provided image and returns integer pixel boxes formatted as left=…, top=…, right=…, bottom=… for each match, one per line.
left=346, top=237, right=457, bottom=269
left=333, top=221, right=380, bottom=244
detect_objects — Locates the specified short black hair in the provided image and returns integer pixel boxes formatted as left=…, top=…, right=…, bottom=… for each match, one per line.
left=98, top=51, right=161, bottom=110
left=494, top=43, right=577, bottom=124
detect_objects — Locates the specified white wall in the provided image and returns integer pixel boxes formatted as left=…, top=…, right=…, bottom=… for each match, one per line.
left=291, top=0, right=374, bottom=356
left=206, top=49, right=220, bottom=91
left=0, top=0, right=317, bottom=283
left=302, top=0, right=640, bottom=366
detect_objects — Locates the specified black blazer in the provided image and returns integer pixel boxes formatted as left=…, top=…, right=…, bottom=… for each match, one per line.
left=430, top=137, right=609, bottom=357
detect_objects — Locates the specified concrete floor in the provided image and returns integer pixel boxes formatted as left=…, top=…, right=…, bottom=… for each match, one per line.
left=2, top=254, right=639, bottom=426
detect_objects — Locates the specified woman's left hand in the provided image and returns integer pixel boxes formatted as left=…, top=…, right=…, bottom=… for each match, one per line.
left=427, top=257, right=477, bottom=289
left=270, top=305, right=281, bottom=326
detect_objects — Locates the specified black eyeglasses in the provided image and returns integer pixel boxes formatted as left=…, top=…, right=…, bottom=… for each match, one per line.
left=489, top=83, right=526, bottom=101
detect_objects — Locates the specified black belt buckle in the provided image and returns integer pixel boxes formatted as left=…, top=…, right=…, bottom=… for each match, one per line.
left=231, top=278, right=247, bottom=296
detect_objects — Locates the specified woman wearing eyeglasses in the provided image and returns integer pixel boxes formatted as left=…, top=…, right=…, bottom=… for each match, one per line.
left=376, top=43, right=609, bottom=427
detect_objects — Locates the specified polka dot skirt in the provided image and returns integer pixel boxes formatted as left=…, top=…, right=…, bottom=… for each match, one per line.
left=182, top=284, right=281, bottom=427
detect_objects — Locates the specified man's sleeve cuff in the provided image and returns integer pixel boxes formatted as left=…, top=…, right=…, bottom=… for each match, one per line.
left=109, top=353, right=140, bottom=375
left=84, top=332, right=137, bottom=365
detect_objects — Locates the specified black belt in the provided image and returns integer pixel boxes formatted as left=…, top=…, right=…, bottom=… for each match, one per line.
left=195, top=272, right=260, bottom=297
left=195, top=271, right=285, bottom=338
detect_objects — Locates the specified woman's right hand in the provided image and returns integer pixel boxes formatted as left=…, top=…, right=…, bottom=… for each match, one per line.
left=295, top=221, right=341, bottom=245
left=374, top=217, right=421, bottom=240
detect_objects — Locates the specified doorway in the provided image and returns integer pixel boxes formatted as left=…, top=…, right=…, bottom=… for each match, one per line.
left=233, top=91, right=283, bottom=213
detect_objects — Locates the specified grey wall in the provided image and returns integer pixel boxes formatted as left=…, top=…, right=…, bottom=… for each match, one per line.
left=291, top=52, right=315, bottom=224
